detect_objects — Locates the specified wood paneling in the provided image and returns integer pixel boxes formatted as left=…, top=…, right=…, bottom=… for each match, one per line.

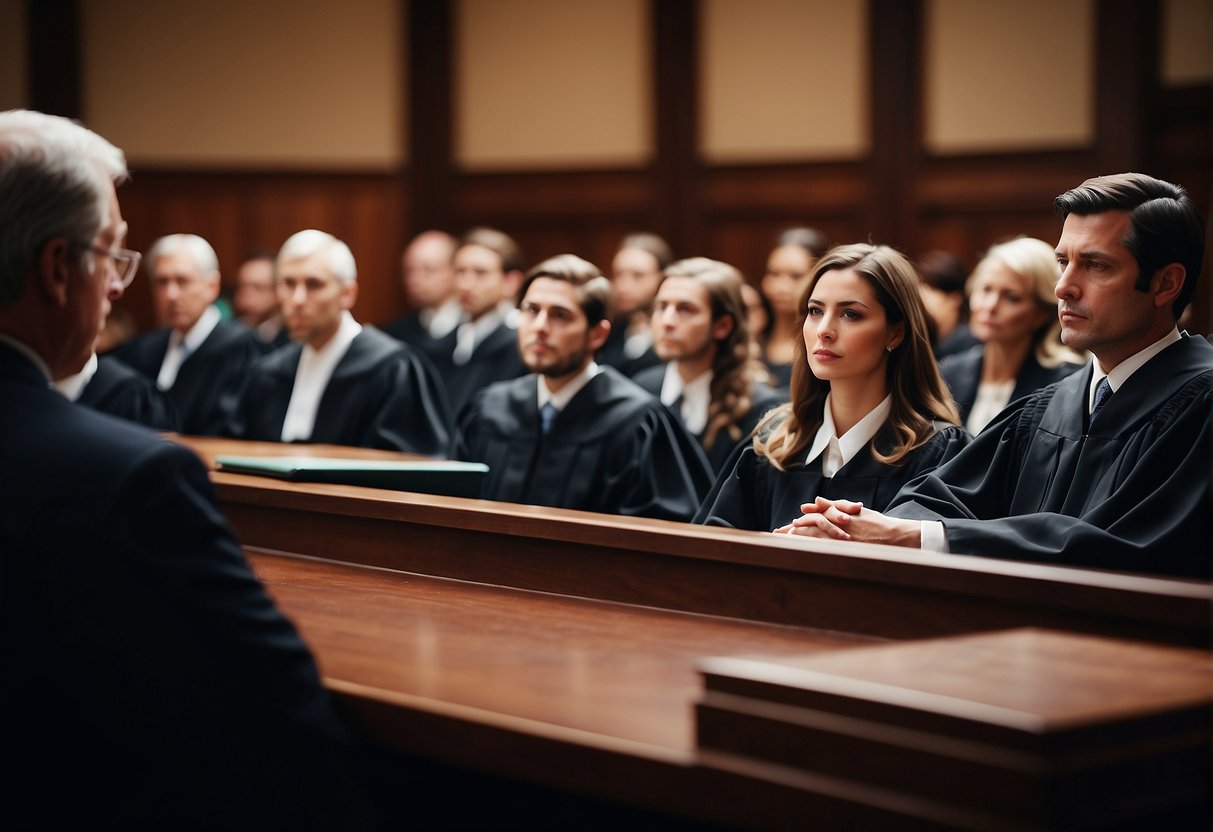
left=115, top=170, right=408, bottom=330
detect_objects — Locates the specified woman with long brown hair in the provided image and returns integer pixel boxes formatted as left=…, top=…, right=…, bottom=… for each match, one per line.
left=695, top=243, right=970, bottom=531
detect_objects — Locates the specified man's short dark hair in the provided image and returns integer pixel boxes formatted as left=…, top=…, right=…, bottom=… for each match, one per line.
left=459, top=227, right=525, bottom=275
left=1054, top=173, right=1205, bottom=320
left=518, top=254, right=611, bottom=327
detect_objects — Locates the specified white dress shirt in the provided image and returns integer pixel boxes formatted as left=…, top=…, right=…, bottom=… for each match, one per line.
left=659, top=365, right=712, bottom=435
left=806, top=394, right=892, bottom=476
left=967, top=379, right=1015, bottom=434
left=453, top=304, right=510, bottom=366
left=280, top=312, right=363, bottom=442
left=425, top=298, right=464, bottom=340
left=157, top=304, right=221, bottom=390
left=537, top=361, right=601, bottom=416
left=54, top=352, right=99, bottom=401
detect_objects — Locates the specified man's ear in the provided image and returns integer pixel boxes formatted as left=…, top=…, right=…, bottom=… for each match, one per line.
left=712, top=314, right=735, bottom=342
left=341, top=280, right=359, bottom=310
left=1151, top=263, right=1185, bottom=311
left=36, top=238, right=73, bottom=307
left=588, top=318, right=611, bottom=353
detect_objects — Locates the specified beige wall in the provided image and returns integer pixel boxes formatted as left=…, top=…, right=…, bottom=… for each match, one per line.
left=82, top=0, right=403, bottom=168
left=1163, top=0, right=1213, bottom=86
left=924, top=0, right=1093, bottom=154
left=700, top=0, right=868, bottom=163
left=0, top=0, right=27, bottom=111
left=8, top=1, right=1204, bottom=168
left=454, top=0, right=650, bottom=170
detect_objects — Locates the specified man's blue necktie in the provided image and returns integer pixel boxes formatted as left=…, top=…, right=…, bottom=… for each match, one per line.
left=1090, top=377, right=1113, bottom=423
left=540, top=402, right=558, bottom=436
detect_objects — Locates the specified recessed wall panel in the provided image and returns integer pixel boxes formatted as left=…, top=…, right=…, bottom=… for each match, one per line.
left=0, top=0, right=27, bottom=110
left=83, top=0, right=403, bottom=168
left=455, top=0, right=649, bottom=170
left=1163, top=0, right=1213, bottom=86
left=925, top=0, right=1093, bottom=154
left=700, top=0, right=868, bottom=163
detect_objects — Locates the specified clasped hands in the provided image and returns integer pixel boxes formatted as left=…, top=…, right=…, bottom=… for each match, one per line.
left=772, top=496, right=920, bottom=547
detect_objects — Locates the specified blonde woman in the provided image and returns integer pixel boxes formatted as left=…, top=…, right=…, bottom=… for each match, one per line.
left=695, top=244, right=969, bottom=531
left=941, top=238, right=1086, bottom=433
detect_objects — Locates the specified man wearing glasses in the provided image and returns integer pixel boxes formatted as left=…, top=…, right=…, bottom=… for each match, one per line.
left=53, top=242, right=181, bottom=430
left=0, top=111, right=373, bottom=828
left=115, top=233, right=263, bottom=434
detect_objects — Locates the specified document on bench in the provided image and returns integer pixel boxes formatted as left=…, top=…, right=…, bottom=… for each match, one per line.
left=215, top=455, right=489, bottom=499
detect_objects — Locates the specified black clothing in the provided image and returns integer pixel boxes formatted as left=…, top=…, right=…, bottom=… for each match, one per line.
left=596, top=322, right=662, bottom=378
left=77, top=353, right=180, bottom=431
left=115, top=319, right=262, bottom=436
left=940, top=345, right=1084, bottom=427
left=0, top=341, right=371, bottom=830
left=229, top=325, right=451, bottom=456
left=695, top=423, right=971, bottom=531
left=452, top=368, right=713, bottom=521
left=430, top=321, right=527, bottom=417
left=889, top=335, right=1213, bottom=578
left=631, top=364, right=789, bottom=473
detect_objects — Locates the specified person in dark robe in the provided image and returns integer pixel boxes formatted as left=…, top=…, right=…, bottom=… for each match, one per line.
left=695, top=244, right=968, bottom=531
left=228, top=229, right=451, bottom=455
left=452, top=254, right=713, bottom=521
left=232, top=248, right=289, bottom=350
left=916, top=249, right=981, bottom=361
left=632, top=257, right=787, bottom=474
left=596, top=232, right=669, bottom=377
left=428, top=227, right=527, bottom=416
left=54, top=350, right=179, bottom=431
left=759, top=227, right=831, bottom=389
left=788, top=173, right=1212, bottom=579
left=113, top=233, right=262, bottom=435
left=383, top=229, right=463, bottom=365
left=940, top=237, right=1085, bottom=432
left=0, top=108, right=371, bottom=832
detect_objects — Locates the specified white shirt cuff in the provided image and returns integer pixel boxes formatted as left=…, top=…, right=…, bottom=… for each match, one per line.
left=920, top=520, right=949, bottom=553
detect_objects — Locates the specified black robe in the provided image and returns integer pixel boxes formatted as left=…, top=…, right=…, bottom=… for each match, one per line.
left=631, top=364, right=789, bottom=474
left=115, top=319, right=262, bottom=436
left=228, top=325, right=452, bottom=456
left=383, top=310, right=449, bottom=368
left=430, top=320, right=527, bottom=417
left=888, top=334, right=1213, bottom=578
left=940, top=345, right=1083, bottom=427
left=77, top=354, right=180, bottom=432
left=933, top=321, right=981, bottom=361
left=451, top=367, right=714, bottom=521
left=596, top=322, right=662, bottom=378
left=695, top=423, right=971, bottom=531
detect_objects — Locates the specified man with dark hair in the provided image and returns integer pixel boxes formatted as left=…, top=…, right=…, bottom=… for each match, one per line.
left=0, top=110, right=370, bottom=829
left=916, top=249, right=979, bottom=359
left=429, top=226, right=527, bottom=415
left=115, top=233, right=262, bottom=434
left=632, top=257, right=786, bottom=473
left=786, top=173, right=1213, bottom=578
left=452, top=254, right=712, bottom=520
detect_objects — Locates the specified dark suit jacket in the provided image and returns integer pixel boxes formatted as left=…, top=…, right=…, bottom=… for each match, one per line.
left=0, top=341, right=371, bottom=830
left=430, top=320, right=526, bottom=417
left=632, top=364, right=789, bottom=473
left=940, top=344, right=1084, bottom=426
left=115, top=319, right=262, bottom=436
left=77, top=353, right=180, bottom=431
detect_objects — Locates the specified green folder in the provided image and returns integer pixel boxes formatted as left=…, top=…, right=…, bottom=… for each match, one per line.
left=215, top=455, right=489, bottom=499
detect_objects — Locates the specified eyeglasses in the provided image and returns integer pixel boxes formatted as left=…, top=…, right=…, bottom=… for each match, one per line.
left=89, top=244, right=142, bottom=288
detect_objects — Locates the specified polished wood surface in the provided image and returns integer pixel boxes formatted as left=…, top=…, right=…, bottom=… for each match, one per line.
left=171, top=434, right=1213, bottom=828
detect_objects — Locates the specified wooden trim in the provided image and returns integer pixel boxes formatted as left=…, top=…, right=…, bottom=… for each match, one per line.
left=867, top=0, right=923, bottom=249
left=26, top=0, right=81, bottom=119
left=652, top=0, right=700, bottom=253
left=1095, top=0, right=1159, bottom=173
left=407, top=0, right=453, bottom=233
